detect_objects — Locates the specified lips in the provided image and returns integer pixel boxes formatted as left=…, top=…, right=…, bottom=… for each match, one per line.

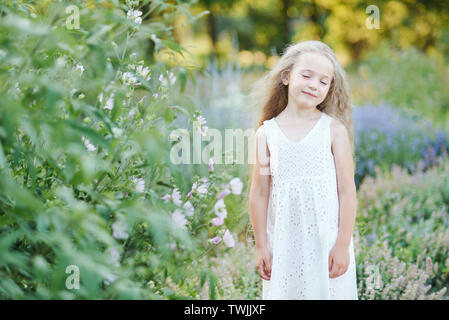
left=302, top=91, right=316, bottom=98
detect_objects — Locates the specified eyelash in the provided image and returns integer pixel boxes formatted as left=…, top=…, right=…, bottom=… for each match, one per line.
left=302, top=74, right=327, bottom=85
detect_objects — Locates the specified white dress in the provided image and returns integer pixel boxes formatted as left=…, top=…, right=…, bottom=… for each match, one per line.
left=262, top=111, right=358, bottom=300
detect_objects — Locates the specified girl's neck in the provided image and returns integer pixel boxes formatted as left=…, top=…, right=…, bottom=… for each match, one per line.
left=278, top=103, right=321, bottom=121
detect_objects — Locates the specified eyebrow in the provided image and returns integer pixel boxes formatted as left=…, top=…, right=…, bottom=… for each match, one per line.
left=300, top=69, right=331, bottom=79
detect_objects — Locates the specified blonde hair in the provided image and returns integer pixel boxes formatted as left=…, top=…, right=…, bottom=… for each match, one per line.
left=249, top=40, right=355, bottom=167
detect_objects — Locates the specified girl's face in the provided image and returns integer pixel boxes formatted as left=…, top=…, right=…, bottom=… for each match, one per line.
left=282, top=52, right=334, bottom=109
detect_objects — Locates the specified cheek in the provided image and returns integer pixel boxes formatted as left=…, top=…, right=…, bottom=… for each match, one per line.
left=319, top=87, right=330, bottom=100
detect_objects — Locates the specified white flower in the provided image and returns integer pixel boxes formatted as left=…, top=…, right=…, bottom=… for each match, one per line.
left=195, top=115, right=208, bottom=137
left=223, top=229, right=235, bottom=248
left=196, top=115, right=206, bottom=126
left=74, top=63, right=84, bottom=75
left=193, top=181, right=208, bottom=195
left=152, top=93, right=159, bottom=99
left=128, top=110, right=135, bottom=119
left=183, top=201, right=194, bottom=217
left=136, top=65, right=151, bottom=80
left=104, top=94, right=114, bottom=110
left=229, top=177, right=243, bottom=195
left=132, top=176, right=145, bottom=193
left=172, top=209, right=187, bottom=230
left=112, top=220, right=129, bottom=239
left=82, top=136, right=96, bottom=152
left=98, top=92, right=103, bottom=103
left=172, top=188, right=182, bottom=206
left=214, top=198, right=227, bottom=219
left=122, top=72, right=137, bottom=86
left=159, top=71, right=176, bottom=87
left=127, top=9, right=142, bottom=24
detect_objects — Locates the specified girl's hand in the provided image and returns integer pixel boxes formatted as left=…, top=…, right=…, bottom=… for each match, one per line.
left=328, top=243, right=349, bottom=279
left=256, top=247, right=273, bottom=280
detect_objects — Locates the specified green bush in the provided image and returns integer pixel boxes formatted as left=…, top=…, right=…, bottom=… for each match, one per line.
left=0, top=0, right=243, bottom=299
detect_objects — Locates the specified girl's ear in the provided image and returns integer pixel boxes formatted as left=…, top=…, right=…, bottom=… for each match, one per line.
left=281, top=70, right=289, bottom=86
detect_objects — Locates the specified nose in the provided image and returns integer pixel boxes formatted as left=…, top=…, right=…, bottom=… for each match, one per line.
left=308, top=77, right=318, bottom=91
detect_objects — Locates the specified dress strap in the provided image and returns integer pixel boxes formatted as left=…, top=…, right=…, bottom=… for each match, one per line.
left=322, top=112, right=333, bottom=153
left=262, top=118, right=278, bottom=156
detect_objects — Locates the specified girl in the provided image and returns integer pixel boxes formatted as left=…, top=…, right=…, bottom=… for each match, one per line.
left=248, top=40, right=358, bottom=299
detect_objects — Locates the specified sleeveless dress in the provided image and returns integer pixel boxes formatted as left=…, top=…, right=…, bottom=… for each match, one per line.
left=261, top=111, right=358, bottom=300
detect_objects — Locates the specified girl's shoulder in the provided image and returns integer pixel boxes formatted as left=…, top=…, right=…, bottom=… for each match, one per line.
left=327, top=114, right=349, bottom=145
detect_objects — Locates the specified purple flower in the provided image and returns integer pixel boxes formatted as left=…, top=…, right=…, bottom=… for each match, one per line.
left=172, top=188, right=182, bottom=206
left=210, top=236, right=222, bottom=245
left=217, top=188, right=231, bottom=200
left=211, top=216, right=224, bottom=226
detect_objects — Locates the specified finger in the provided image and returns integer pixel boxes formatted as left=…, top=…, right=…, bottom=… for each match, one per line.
left=259, top=261, right=269, bottom=280
left=328, top=255, right=333, bottom=273
left=266, top=259, right=272, bottom=275
left=264, top=260, right=271, bottom=279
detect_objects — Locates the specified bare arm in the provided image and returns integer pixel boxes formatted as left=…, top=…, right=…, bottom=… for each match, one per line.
left=249, top=125, right=271, bottom=250
left=331, top=118, right=357, bottom=248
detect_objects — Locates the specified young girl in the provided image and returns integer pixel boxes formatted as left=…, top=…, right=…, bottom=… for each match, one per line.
left=248, top=40, right=358, bottom=299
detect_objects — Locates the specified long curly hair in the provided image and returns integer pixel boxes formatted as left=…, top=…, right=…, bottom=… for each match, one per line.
left=248, top=40, right=355, bottom=166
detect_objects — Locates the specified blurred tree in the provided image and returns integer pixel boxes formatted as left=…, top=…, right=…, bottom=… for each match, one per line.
left=196, top=0, right=239, bottom=58
left=189, top=0, right=449, bottom=66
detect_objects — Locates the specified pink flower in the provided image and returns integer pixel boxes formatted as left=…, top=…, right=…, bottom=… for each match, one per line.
left=210, top=236, right=222, bottom=245
left=186, top=190, right=192, bottom=199
left=214, top=198, right=227, bottom=219
left=172, top=188, right=182, bottom=206
left=211, top=216, right=224, bottom=226
left=223, top=229, right=235, bottom=248
left=217, top=188, right=231, bottom=200
left=162, top=194, right=171, bottom=202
